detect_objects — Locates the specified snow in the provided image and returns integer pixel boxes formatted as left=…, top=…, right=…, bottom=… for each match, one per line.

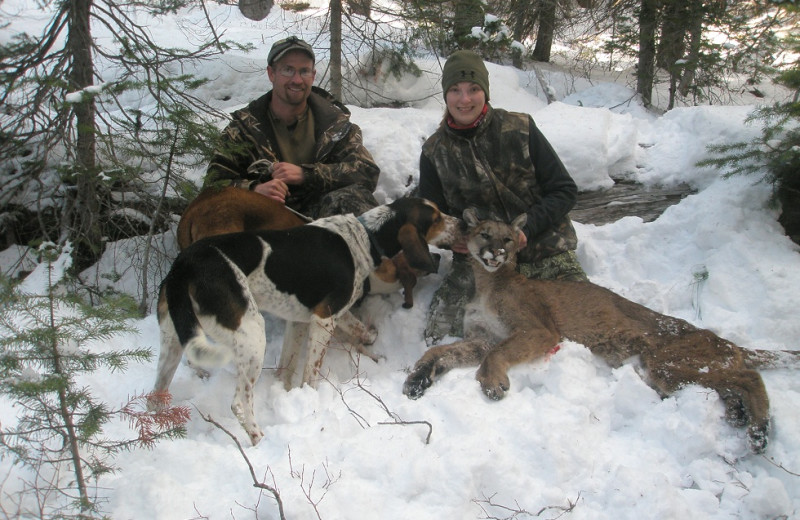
left=1, top=2, right=799, bottom=519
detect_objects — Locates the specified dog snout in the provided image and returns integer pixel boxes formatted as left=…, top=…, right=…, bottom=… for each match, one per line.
left=431, top=213, right=463, bottom=248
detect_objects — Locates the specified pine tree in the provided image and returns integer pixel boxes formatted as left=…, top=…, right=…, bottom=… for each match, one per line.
left=0, top=244, right=189, bottom=518
left=699, top=6, right=800, bottom=244
left=0, top=1, right=243, bottom=273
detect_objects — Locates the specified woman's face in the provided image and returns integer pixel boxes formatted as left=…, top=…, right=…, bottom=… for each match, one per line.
left=445, top=81, right=486, bottom=126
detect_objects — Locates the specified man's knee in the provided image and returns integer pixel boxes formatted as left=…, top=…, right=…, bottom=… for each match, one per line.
left=317, top=185, right=378, bottom=218
left=518, top=250, right=588, bottom=281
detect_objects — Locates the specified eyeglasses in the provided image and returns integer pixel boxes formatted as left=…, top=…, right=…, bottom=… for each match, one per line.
left=276, top=66, right=314, bottom=79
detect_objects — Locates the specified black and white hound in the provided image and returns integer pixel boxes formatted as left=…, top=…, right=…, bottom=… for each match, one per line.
left=151, top=198, right=460, bottom=445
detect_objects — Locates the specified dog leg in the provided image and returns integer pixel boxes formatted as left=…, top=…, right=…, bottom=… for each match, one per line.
left=149, top=320, right=184, bottom=410
left=404, top=337, right=493, bottom=399
left=229, top=306, right=267, bottom=446
left=302, top=315, right=336, bottom=388
left=333, top=311, right=380, bottom=362
left=279, top=321, right=309, bottom=391
left=336, top=311, right=378, bottom=345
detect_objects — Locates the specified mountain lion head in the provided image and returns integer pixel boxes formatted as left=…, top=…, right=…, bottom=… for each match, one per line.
left=463, top=209, right=527, bottom=272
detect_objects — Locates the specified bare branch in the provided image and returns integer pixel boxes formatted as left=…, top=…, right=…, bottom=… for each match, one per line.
left=198, top=410, right=287, bottom=520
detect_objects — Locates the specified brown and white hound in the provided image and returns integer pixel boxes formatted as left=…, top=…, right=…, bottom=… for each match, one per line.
left=177, top=186, right=432, bottom=307
left=152, top=198, right=460, bottom=445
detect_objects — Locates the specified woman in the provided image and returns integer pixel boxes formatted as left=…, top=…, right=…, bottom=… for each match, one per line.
left=420, top=50, right=587, bottom=345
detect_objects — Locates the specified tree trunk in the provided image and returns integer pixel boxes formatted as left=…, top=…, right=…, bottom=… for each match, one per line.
left=532, top=0, right=557, bottom=62
left=329, top=0, right=343, bottom=101
left=778, top=179, right=800, bottom=247
left=656, top=0, right=687, bottom=69
left=657, top=0, right=690, bottom=109
left=677, top=2, right=705, bottom=98
left=66, top=0, right=102, bottom=271
left=453, top=0, right=484, bottom=49
left=346, top=0, right=370, bottom=17
left=636, top=0, right=659, bottom=108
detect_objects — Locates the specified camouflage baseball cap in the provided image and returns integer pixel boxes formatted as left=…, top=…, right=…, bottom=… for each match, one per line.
left=268, top=36, right=315, bottom=66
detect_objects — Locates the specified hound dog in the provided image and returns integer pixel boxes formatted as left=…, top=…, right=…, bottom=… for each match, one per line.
left=177, top=186, right=432, bottom=307
left=176, top=186, right=307, bottom=250
left=152, top=197, right=460, bottom=445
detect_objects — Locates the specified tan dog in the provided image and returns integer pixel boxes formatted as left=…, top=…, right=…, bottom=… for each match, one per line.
left=403, top=209, right=800, bottom=452
left=177, top=186, right=306, bottom=250
left=177, top=186, right=430, bottom=307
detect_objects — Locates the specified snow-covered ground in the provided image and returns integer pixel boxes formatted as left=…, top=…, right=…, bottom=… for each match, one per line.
left=1, top=2, right=799, bottom=519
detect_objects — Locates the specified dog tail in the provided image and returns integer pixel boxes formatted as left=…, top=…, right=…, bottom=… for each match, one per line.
left=742, top=348, right=800, bottom=370
left=185, top=336, right=231, bottom=367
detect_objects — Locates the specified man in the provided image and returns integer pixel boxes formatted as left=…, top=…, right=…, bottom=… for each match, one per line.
left=205, top=36, right=380, bottom=218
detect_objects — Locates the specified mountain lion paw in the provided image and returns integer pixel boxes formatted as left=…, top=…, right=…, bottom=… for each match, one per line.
left=476, top=363, right=510, bottom=400
left=403, top=363, right=434, bottom=399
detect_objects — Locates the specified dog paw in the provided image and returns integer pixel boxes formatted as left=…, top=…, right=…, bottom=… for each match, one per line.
left=193, top=367, right=212, bottom=381
left=361, top=326, right=378, bottom=345
left=248, top=427, right=265, bottom=446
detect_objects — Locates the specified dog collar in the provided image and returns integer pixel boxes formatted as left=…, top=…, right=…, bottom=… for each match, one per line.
left=357, top=215, right=387, bottom=266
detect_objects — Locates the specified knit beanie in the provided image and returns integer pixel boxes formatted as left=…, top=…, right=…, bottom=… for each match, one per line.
left=441, top=50, right=490, bottom=101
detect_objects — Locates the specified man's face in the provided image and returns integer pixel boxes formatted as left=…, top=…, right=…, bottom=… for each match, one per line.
left=267, top=51, right=316, bottom=107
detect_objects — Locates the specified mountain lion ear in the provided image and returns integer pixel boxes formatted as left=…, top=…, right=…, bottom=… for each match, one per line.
left=462, top=208, right=480, bottom=228
left=511, top=214, right=527, bottom=232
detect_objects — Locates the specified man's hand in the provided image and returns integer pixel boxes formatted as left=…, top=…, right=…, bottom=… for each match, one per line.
left=252, top=162, right=304, bottom=203
left=271, top=162, right=304, bottom=185
left=254, top=179, right=289, bottom=202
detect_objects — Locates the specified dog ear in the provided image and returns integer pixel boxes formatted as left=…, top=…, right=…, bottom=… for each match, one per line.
left=397, top=223, right=438, bottom=273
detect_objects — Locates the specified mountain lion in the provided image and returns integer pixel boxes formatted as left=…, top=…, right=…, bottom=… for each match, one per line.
left=403, top=209, right=800, bottom=452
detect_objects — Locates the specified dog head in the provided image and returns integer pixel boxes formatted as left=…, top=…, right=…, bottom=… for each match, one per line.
left=463, top=208, right=526, bottom=273
left=360, top=198, right=460, bottom=273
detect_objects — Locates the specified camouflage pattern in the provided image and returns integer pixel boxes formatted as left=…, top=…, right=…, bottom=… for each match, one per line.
left=517, top=250, right=588, bottom=282
left=421, top=106, right=578, bottom=263
left=425, top=254, right=474, bottom=343
left=205, top=86, right=379, bottom=218
left=424, top=250, right=587, bottom=345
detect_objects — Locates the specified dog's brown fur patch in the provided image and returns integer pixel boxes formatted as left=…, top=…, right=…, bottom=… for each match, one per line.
left=177, top=186, right=305, bottom=250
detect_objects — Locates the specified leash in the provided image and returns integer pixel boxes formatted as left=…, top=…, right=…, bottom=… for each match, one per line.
left=247, top=159, right=313, bottom=223
left=285, top=205, right=313, bottom=223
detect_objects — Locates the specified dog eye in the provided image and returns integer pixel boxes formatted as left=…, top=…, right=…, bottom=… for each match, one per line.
left=480, top=232, right=491, bottom=239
